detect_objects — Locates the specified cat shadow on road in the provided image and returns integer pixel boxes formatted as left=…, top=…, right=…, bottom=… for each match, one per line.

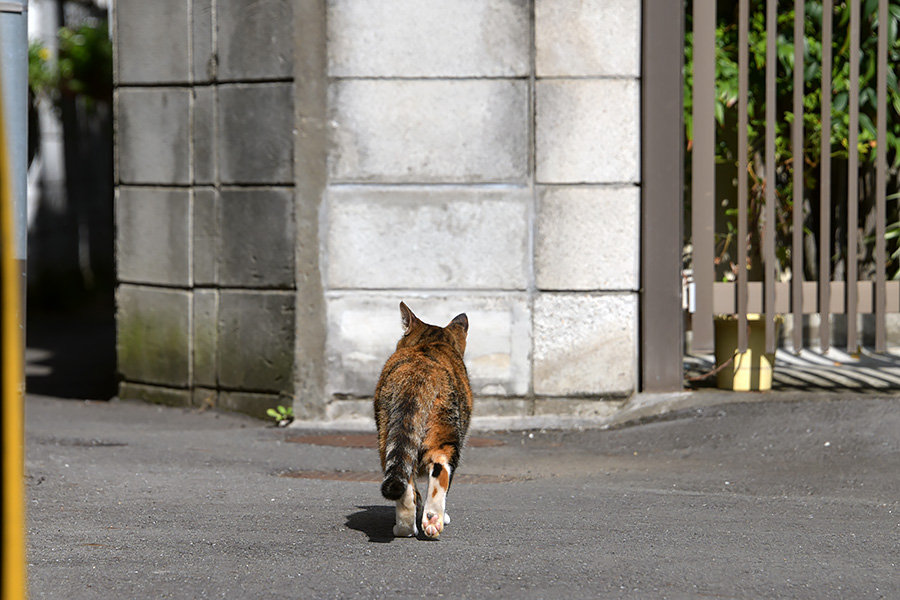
left=345, top=505, right=396, bottom=543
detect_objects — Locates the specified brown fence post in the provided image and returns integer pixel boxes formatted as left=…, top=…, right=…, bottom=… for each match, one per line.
left=691, top=0, right=717, bottom=354
left=819, top=0, right=833, bottom=351
left=847, top=0, right=860, bottom=352
left=640, top=0, right=685, bottom=392
left=875, top=0, right=888, bottom=352
left=791, top=0, right=805, bottom=353
left=737, top=0, right=749, bottom=353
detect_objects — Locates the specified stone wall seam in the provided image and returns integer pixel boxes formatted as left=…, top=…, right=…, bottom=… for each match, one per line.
left=115, top=280, right=194, bottom=291
left=527, top=0, right=538, bottom=401
left=113, top=183, right=196, bottom=190
left=318, top=187, right=331, bottom=291
left=187, top=188, right=194, bottom=286
left=209, top=0, right=218, bottom=80
left=186, top=0, right=194, bottom=85
left=187, top=283, right=194, bottom=387
left=212, top=76, right=295, bottom=85
left=330, top=75, right=529, bottom=82
left=534, top=75, right=641, bottom=82
left=327, top=183, right=531, bottom=191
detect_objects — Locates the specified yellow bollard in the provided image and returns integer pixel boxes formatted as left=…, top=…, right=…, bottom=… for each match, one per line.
left=714, top=314, right=781, bottom=391
left=0, top=64, right=27, bottom=600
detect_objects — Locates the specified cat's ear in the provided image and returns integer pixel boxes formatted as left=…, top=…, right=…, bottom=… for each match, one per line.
left=449, top=313, right=468, bottom=333
left=399, top=302, right=419, bottom=335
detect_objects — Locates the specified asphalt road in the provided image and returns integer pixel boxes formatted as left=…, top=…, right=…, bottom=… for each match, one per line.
left=25, top=393, right=900, bottom=599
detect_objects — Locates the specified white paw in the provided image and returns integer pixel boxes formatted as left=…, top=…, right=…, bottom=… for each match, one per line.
left=422, top=511, right=444, bottom=538
left=393, top=523, right=417, bottom=537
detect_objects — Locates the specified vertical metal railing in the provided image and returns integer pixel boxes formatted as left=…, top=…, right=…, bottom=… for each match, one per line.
left=875, top=0, right=888, bottom=353
left=791, top=0, right=805, bottom=353
left=691, top=0, right=717, bottom=354
left=764, top=0, right=777, bottom=354
left=847, top=0, right=860, bottom=352
left=681, top=0, right=898, bottom=365
left=737, top=0, right=749, bottom=353
left=819, top=0, right=833, bottom=351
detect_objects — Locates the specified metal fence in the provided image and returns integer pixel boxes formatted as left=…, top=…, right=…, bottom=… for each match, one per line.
left=687, top=0, right=897, bottom=356
left=640, top=0, right=898, bottom=392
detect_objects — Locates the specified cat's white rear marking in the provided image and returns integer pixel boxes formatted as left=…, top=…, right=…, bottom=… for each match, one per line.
left=393, top=482, right=417, bottom=537
left=422, top=462, right=451, bottom=538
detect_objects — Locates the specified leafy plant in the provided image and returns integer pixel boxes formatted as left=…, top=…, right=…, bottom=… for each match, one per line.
left=58, top=21, right=113, bottom=106
left=28, top=40, right=57, bottom=98
left=266, top=405, right=294, bottom=427
left=27, top=21, right=112, bottom=109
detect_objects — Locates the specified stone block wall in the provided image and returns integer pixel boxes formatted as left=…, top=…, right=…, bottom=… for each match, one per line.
left=113, top=0, right=303, bottom=418
left=114, top=0, right=642, bottom=420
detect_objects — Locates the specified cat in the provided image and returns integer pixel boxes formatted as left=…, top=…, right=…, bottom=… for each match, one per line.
left=374, top=302, right=473, bottom=539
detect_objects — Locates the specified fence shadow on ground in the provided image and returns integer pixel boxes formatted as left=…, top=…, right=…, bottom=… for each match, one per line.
left=686, top=349, right=900, bottom=391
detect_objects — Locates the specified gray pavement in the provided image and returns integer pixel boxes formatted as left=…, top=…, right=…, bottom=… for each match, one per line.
left=25, top=391, right=900, bottom=599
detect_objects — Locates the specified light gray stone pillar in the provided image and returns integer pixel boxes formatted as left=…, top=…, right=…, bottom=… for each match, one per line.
left=532, top=0, right=642, bottom=402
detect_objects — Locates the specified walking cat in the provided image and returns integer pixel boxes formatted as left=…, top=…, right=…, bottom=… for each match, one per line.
left=374, top=302, right=473, bottom=539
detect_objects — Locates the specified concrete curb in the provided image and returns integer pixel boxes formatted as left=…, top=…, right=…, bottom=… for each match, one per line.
left=288, top=388, right=895, bottom=433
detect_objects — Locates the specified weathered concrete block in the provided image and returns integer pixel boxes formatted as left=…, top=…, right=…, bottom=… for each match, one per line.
left=325, top=399, right=374, bottom=422
left=218, top=84, right=294, bottom=184
left=116, top=187, right=190, bottom=286
left=115, top=0, right=190, bottom=84
left=535, top=185, right=640, bottom=291
left=533, top=293, right=637, bottom=396
left=329, top=79, right=528, bottom=183
left=533, top=398, right=626, bottom=418
left=325, top=294, right=531, bottom=398
left=192, top=387, right=218, bottom=410
left=535, top=0, right=641, bottom=77
left=326, top=186, right=529, bottom=290
left=119, top=382, right=192, bottom=408
left=327, top=0, right=529, bottom=77
left=192, top=0, right=215, bottom=82
left=117, top=88, right=190, bottom=184
left=192, top=188, right=217, bottom=285
left=117, top=285, right=191, bottom=387
left=217, top=0, right=293, bottom=80
left=218, top=291, right=295, bottom=393
left=192, top=87, right=216, bottom=184
left=193, top=289, right=218, bottom=387
left=218, top=391, right=286, bottom=421
left=535, top=79, right=639, bottom=184
left=218, top=188, right=295, bottom=287
left=473, top=398, right=533, bottom=418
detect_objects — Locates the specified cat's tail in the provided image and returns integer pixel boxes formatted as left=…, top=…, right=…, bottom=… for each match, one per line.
left=381, top=470, right=409, bottom=500
left=381, top=420, right=421, bottom=501
left=381, top=442, right=416, bottom=500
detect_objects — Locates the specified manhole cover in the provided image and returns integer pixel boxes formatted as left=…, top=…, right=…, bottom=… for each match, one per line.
left=285, top=433, right=504, bottom=448
left=278, top=471, right=523, bottom=484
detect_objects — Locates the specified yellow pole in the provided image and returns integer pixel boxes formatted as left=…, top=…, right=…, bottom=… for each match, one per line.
left=0, top=65, right=27, bottom=599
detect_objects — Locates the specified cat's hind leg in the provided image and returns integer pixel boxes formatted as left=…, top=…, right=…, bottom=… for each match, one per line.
left=422, top=460, right=451, bottom=538
left=393, top=480, right=418, bottom=537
